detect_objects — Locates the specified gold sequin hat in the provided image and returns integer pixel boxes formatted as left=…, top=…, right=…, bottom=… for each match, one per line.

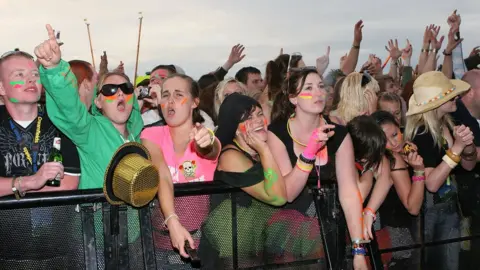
left=103, top=142, right=159, bottom=207
left=406, top=71, right=470, bottom=116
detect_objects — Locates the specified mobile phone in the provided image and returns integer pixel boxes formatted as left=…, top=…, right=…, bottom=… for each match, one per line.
left=184, top=240, right=199, bottom=262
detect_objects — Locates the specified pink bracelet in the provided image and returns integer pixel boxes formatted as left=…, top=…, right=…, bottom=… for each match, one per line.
left=412, top=175, right=425, bottom=182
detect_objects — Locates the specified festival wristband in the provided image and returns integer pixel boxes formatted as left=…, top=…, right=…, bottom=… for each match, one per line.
left=299, top=153, right=316, bottom=164
left=352, top=247, right=367, bottom=256
left=296, top=160, right=313, bottom=173
left=412, top=175, right=425, bottom=182
left=413, top=170, right=425, bottom=176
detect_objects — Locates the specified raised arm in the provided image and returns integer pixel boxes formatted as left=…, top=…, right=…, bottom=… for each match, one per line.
left=35, top=24, right=93, bottom=146
left=341, top=20, right=363, bottom=75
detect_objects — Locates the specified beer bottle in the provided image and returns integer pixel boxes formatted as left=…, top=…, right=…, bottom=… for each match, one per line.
left=46, top=137, right=63, bottom=187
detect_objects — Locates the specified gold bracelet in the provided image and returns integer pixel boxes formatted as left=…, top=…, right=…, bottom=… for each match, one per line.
left=11, top=177, right=20, bottom=200
left=446, top=149, right=461, bottom=163
left=206, top=128, right=215, bottom=146
left=442, top=155, right=458, bottom=169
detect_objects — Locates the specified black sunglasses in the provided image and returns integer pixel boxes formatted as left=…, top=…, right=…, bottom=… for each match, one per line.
left=361, top=71, right=372, bottom=87
left=99, top=83, right=134, bottom=96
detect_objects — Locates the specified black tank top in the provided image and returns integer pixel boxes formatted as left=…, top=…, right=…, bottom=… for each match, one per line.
left=268, top=115, right=348, bottom=213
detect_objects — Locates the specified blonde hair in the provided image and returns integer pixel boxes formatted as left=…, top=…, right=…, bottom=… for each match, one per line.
left=214, top=78, right=247, bottom=117
left=333, top=72, right=380, bottom=123
left=404, top=109, right=455, bottom=149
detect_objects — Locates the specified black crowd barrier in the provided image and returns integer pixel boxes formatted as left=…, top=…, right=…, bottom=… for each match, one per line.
left=0, top=181, right=479, bottom=269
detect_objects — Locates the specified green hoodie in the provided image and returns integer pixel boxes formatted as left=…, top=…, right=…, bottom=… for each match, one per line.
left=40, top=60, right=144, bottom=189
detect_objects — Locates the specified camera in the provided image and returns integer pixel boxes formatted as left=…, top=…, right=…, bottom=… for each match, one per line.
left=138, top=86, right=150, bottom=100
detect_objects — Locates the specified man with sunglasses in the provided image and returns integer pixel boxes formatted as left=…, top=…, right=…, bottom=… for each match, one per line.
left=0, top=49, right=80, bottom=197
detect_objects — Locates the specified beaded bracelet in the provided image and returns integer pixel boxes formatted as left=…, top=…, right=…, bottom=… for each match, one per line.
left=363, top=207, right=376, bottom=221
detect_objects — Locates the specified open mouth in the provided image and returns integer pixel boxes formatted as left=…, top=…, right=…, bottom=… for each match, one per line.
left=117, top=100, right=126, bottom=112
left=167, top=107, right=175, bottom=117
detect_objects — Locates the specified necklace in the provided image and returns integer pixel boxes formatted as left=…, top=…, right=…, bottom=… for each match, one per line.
left=287, top=115, right=327, bottom=147
left=233, top=139, right=258, bottom=157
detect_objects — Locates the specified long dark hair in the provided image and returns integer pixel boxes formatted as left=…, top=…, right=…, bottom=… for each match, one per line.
left=271, top=68, right=319, bottom=123
left=347, top=115, right=387, bottom=171
left=163, top=74, right=204, bottom=124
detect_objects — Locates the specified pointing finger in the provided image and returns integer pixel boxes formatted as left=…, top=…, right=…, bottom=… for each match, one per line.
left=46, top=24, right=56, bottom=41
left=326, top=46, right=330, bottom=56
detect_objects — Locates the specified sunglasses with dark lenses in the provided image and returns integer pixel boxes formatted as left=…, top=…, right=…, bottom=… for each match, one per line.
left=361, top=71, right=372, bottom=87
left=99, top=83, right=134, bottom=96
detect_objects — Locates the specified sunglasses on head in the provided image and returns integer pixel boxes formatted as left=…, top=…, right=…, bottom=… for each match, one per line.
left=361, top=71, right=372, bottom=87
left=99, top=83, right=134, bottom=97
left=0, top=49, right=34, bottom=60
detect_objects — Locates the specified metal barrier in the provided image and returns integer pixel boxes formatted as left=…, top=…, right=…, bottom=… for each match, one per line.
left=0, top=182, right=385, bottom=270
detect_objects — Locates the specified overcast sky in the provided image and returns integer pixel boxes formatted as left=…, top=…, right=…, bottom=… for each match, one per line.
left=0, top=0, right=478, bottom=79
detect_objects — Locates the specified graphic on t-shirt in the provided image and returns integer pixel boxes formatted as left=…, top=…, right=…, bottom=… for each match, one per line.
left=0, top=121, right=57, bottom=176
left=179, top=160, right=197, bottom=179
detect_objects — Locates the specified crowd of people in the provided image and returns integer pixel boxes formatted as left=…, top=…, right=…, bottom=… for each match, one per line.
left=0, top=8, right=480, bottom=270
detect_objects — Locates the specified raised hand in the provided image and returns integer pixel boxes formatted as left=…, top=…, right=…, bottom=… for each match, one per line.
left=34, top=24, right=62, bottom=69
left=353, top=20, right=364, bottom=46
left=190, top=123, right=214, bottom=149
left=385, top=39, right=402, bottom=61
left=227, top=44, right=246, bottom=65
left=429, top=25, right=444, bottom=51
left=447, top=10, right=461, bottom=30
left=316, top=46, right=330, bottom=76
left=402, top=39, right=413, bottom=60
left=113, top=61, right=125, bottom=74
left=445, top=25, right=463, bottom=54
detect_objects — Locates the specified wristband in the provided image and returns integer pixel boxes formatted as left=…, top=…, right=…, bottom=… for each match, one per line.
left=296, top=160, right=313, bottom=173
left=163, top=213, right=179, bottom=228
left=442, top=155, right=458, bottom=169
left=352, top=247, right=367, bottom=256
left=421, top=48, right=430, bottom=53
left=443, top=50, right=452, bottom=56
left=412, top=175, right=425, bottom=182
left=352, top=45, right=360, bottom=49
left=431, top=48, right=439, bottom=54
left=299, top=153, right=316, bottom=164
left=413, top=170, right=425, bottom=176
left=206, top=128, right=215, bottom=146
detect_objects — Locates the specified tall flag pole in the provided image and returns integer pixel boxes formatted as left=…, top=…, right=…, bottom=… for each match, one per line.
left=84, top=19, right=96, bottom=70
left=134, top=12, right=144, bottom=85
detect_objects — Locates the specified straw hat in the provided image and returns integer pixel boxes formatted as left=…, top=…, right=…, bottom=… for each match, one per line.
left=406, top=71, right=471, bottom=116
left=103, top=142, right=159, bottom=207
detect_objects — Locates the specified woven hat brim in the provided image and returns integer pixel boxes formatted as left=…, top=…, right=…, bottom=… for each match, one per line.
left=406, top=79, right=470, bottom=116
left=103, top=142, right=151, bottom=205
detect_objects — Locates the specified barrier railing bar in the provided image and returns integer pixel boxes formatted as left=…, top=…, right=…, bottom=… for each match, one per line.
left=239, top=258, right=323, bottom=269
left=378, top=234, right=480, bottom=254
